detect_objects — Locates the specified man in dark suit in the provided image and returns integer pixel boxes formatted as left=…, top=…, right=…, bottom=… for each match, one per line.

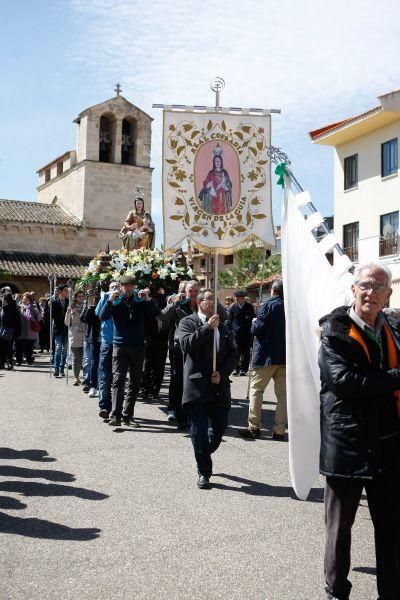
left=178, top=289, right=236, bottom=489
left=228, top=290, right=255, bottom=375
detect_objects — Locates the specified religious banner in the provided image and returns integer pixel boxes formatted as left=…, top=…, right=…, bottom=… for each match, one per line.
left=162, top=110, right=275, bottom=253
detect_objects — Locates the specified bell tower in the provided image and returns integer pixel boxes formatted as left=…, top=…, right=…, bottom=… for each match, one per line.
left=37, top=85, right=153, bottom=245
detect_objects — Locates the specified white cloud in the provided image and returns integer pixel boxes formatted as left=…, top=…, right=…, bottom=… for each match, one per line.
left=69, top=0, right=400, bottom=226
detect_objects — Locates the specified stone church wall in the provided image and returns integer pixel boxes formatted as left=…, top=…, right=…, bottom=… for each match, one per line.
left=37, top=165, right=86, bottom=222
left=0, top=223, right=122, bottom=257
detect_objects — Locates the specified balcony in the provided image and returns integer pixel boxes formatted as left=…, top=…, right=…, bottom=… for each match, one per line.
left=379, top=235, right=399, bottom=257
left=344, top=245, right=358, bottom=262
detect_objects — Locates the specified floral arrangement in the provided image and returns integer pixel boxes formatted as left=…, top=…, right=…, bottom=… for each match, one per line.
left=76, top=248, right=195, bottom=293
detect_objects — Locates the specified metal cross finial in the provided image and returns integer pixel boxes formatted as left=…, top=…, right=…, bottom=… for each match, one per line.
left=114, top=83, right=122, bottom=97
left=210, top=77, right=225, bottom=111
left=265, top=146, right=291, bottom=166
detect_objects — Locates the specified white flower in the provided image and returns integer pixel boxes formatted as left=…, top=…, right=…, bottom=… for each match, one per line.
left=170, top=262, right=178, bottom=272
left=159, top=268, right=168, bottom=278
left=88, top=261, right=97, bottom=273
left=170, top=272, right=178, bottom=280
left=110, top=257, right=125, bottom=273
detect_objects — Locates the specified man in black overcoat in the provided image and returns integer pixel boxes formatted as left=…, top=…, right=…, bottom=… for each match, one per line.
left=178, top=289, right=236, bottom=489
left=319, top=263, right=400, bottom=600
left=228, top=290, right=254, bottom=375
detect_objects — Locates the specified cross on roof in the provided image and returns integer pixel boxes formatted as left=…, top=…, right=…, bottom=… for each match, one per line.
left=114, top=83, right=122, bottom=97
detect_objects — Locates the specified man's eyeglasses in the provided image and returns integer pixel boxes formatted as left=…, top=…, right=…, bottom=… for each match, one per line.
left=355, top=280, right=388, bottom=292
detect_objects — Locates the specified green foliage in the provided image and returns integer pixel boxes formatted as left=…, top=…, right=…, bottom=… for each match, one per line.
left=218, top=246, right=281, bottom=288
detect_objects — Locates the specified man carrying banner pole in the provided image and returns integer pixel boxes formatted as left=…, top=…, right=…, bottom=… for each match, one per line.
left=178, top=287, right=236, bottom=489
left=158, top=78, right=277, bottom=485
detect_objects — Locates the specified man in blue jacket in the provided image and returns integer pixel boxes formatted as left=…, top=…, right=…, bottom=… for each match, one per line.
left=95, top=280, right=120, bottom=419
left=239, top=279, right=286, bottom=440
left=99, top=275, right=159, bottom=427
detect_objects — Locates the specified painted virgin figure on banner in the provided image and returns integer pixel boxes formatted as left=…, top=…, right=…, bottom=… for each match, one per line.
left=198, top=143, right=233, bottom=214
left=120, top=189, right=155, bottom=250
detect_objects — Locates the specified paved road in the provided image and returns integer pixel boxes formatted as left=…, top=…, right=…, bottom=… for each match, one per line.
left=0, top=355, right=376, bottom=600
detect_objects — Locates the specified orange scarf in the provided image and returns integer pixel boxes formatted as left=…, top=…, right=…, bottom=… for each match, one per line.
left=349, top=323, right=400, bottom=415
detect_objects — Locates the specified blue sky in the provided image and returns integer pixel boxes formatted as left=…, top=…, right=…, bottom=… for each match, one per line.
left=1, top=0, right=400, bottom=244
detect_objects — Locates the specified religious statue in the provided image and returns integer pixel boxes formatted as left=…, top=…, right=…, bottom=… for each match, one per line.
left=120, top=188, right=155, bottom=250
left=198, top=143, right=233, bottom=214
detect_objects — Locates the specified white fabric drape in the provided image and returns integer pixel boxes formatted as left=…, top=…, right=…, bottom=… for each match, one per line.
left=281, top=184, right=353, bottom=500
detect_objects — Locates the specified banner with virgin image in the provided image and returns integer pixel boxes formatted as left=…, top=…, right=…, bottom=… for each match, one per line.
left=162, top=110, right=275, bottom=253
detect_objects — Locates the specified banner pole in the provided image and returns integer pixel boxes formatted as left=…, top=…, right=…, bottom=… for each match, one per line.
left=212, top=250, right=218, bottom=372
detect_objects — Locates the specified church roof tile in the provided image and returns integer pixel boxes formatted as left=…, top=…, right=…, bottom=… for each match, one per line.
left=0, top=200, right=80, bottom=227
left=0, top=251, right=90, bottom=279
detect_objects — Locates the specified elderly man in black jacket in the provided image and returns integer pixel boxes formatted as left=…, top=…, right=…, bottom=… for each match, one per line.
left=319, top=263, right=400, bottom=600
left=178, top=289, right=236, bottom=489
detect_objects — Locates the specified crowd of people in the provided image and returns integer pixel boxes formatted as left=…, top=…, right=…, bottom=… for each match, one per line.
left=0, top=278, right=288, bottom=443
left=3, top=261, right=400, bottom=598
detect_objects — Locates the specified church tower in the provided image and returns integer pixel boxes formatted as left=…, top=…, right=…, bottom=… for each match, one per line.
left=36, top=85, right=153, bottom=250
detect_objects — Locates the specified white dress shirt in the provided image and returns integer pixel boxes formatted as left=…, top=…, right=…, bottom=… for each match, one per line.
left=198, top=310, right=220, bottom=351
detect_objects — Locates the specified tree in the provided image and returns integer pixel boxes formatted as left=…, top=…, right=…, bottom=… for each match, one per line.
left=219, top=245, right=281, bottom=288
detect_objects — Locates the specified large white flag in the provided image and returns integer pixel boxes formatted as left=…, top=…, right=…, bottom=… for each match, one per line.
left=281, top=184, right=353, bottom=500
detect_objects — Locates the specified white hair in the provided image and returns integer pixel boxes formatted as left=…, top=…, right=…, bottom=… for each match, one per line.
left=186, top=280, right=199, bottom=289
left=353, top=262, right=392, bottom=287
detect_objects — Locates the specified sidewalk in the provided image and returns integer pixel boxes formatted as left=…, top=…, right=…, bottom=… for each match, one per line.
left=0, top=355, right=375, bottom=599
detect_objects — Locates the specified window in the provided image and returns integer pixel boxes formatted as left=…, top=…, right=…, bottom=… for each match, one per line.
left=380, top=211, right=399, bottom=256
left=344, top=154, right=358, bottom=190
left=343, top=221, right=359, bottom=262
left=224, top=254, right=234, bottom=265
left=99, top=116, right=113, bottom=163
left=381, top=138, right=398, bottom=177
left=200, top=258, right=206, bottom=267
left=121, top=118, right=135, bottom=165
left=45, top=169, right=50, bottom=183
left=57, top=162, right=63, bottom=176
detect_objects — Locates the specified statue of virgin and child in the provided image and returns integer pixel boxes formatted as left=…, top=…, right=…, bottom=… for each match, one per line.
left=120, top=187, right=155, bottom=251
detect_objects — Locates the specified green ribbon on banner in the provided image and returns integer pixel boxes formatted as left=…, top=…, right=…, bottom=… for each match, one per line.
left=275, top=162, right=289, bottom=188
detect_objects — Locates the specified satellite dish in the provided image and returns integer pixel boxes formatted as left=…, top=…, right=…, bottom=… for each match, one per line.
left=383, top=222, right=394, bottom=239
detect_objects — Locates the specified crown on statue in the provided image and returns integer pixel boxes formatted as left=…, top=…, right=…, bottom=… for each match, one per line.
left=213, top=143, right=223, bottom=157
left=134, top=185, right=145, bottom=201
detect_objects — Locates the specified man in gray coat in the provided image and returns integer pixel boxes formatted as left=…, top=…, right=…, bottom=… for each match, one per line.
left=178, top=289, right=236, bottom=489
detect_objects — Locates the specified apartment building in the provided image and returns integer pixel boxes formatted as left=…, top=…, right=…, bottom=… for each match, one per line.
left=310, top=89, right=400, bottom=305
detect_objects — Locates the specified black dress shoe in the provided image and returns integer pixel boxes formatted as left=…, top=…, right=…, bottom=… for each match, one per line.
left=272, top=432, right=286, bottom=441
left=238, top=428, right=261, bottom=439
left=197, top=475, right=211, bottom=489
